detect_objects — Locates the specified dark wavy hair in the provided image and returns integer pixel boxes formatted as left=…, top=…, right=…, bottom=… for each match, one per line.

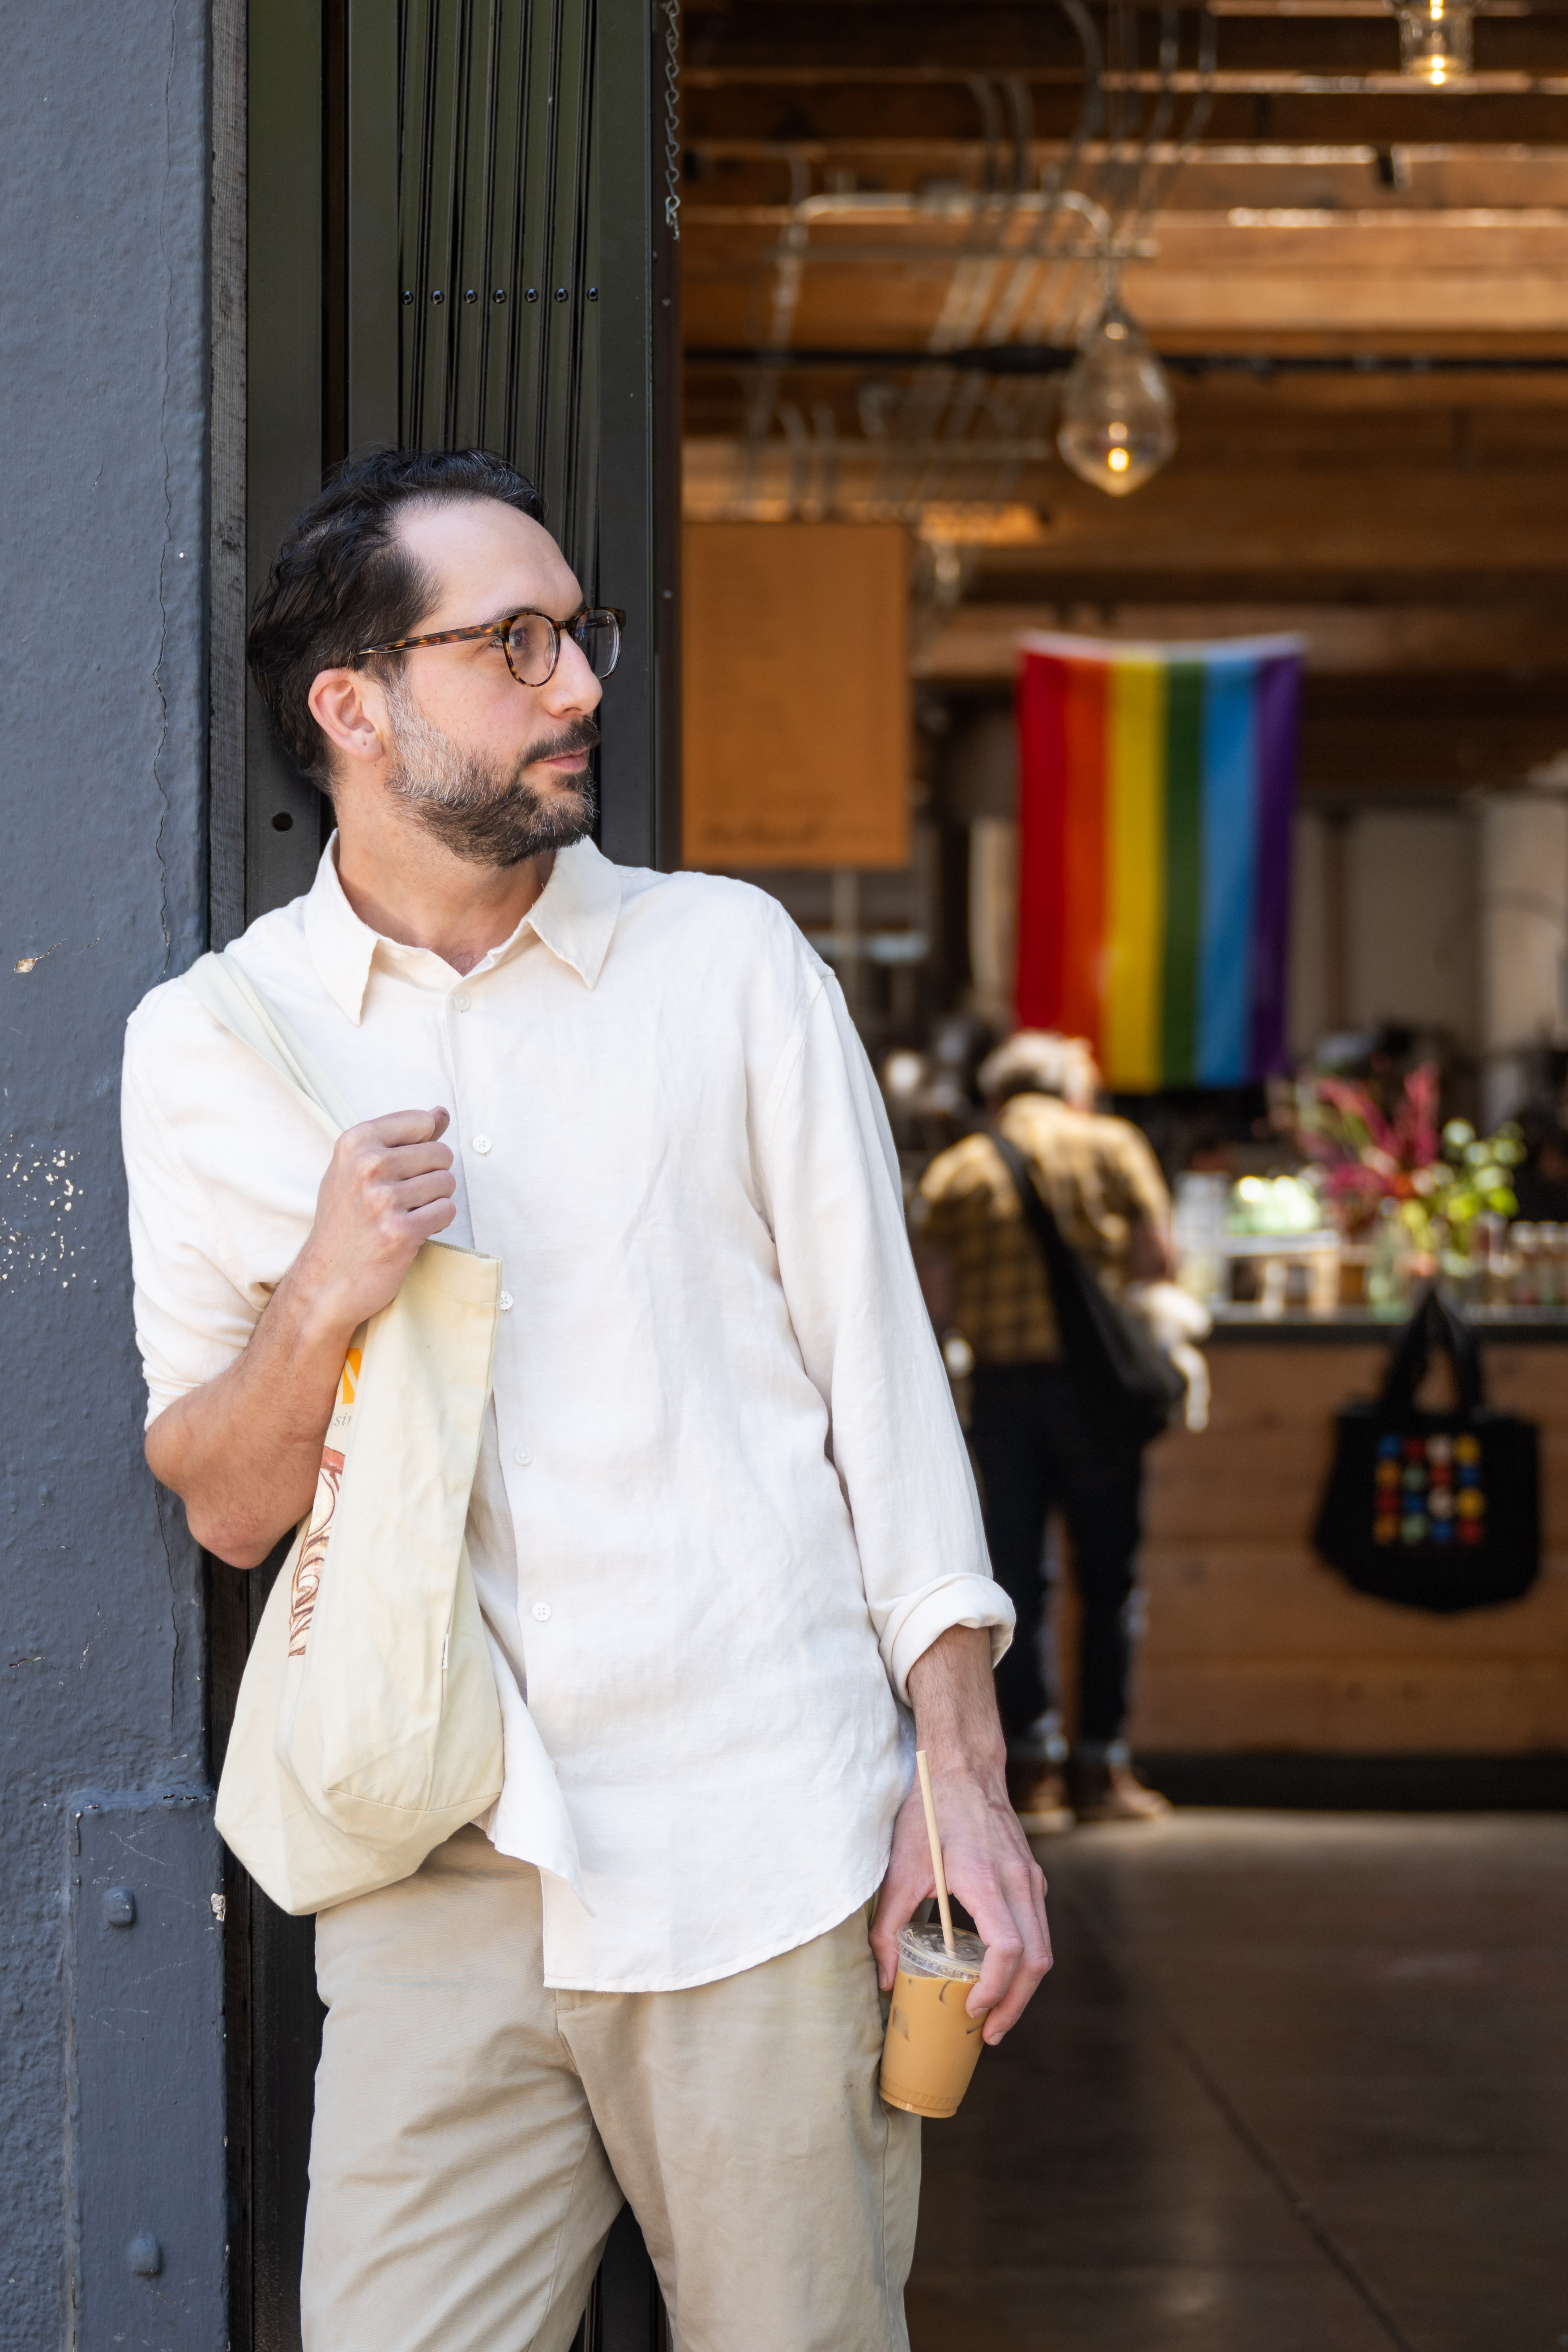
left=246, top=447, right=545, bottom=788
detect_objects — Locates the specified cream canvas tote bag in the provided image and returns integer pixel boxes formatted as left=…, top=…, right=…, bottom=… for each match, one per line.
left=184, top=952, right=505, bottom=1915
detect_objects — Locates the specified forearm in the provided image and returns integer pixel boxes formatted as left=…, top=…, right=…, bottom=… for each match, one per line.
left=907, top=1624, right=1008, bottom=1791
left=145, top=1266, right=359, bottom=1567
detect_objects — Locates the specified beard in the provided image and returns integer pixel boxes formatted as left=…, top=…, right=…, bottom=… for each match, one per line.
left=383, top=686, right=599, bottom=867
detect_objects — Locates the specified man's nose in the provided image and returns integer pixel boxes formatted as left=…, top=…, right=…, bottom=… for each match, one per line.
left=545, top=632, right=604, bottom=715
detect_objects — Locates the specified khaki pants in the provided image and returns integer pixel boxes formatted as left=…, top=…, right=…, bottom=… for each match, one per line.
left=303, top=1828, right=920, bottom=2352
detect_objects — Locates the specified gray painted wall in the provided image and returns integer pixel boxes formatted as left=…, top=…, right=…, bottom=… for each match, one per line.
left=0, top=4, right=223, bottom=2344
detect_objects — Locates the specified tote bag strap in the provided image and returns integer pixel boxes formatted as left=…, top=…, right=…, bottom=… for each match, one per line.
left=1379, top=1282, right=1485, bottom=1417
left=182, top=952, right=354, bottom=1140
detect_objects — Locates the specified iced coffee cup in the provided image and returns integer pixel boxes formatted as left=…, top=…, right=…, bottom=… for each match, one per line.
left=880, top=1921, right=988, bottom=2119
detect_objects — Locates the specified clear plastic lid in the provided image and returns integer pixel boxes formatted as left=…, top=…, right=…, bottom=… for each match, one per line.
left=896, top=1921, right=986, bottom=1981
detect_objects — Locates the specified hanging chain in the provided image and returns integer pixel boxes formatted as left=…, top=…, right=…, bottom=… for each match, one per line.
left=661, top=0, right=681, bottom=240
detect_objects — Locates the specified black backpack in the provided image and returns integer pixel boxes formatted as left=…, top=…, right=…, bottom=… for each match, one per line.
left=1313, top=1286, right=1539, bottom=1614
left=990, top=1129, right=1186, bottom=1448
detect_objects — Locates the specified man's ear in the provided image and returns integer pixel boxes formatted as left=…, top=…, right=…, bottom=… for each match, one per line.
left=309, top=666, right=392, bottom=770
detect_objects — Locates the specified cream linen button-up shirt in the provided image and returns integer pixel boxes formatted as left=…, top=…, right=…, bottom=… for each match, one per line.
left=122, top=838, right=1012, bottom=1991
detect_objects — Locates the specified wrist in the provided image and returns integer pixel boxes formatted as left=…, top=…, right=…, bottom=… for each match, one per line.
left=273, top=1253, right=364, bottom=1366
left=918, top=1723, right=1008, bottom=1792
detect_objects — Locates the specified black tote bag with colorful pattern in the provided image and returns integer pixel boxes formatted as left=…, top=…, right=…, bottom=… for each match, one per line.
left=1313, top=1288, right=1539, bottom=1614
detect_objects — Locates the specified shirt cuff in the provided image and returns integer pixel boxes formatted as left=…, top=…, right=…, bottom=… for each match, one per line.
left=881, top=1575, right=1016, bottom=1709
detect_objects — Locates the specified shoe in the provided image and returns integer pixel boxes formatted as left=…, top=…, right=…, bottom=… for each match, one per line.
left=1070, top=1757, right=1172, bottom=1825
left=1008, top=1763, right=1075, bottom=1835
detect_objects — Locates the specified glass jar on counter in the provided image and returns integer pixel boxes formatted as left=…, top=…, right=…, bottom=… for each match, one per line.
left=1368, top=1199, right=1412, bottom=1319
left=1511, top=1222, right=1540, bottom=1307
left=1173, top=1171, right=1229, bottom=1306
left=1475, top=1212, right=1515, bottom=1308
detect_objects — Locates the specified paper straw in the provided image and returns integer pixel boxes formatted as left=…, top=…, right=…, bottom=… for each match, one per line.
left=914, top=1749, right=957, bottom=1958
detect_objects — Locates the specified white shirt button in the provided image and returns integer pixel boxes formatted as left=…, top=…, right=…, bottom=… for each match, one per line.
left=531, top=1601, right=552, bottom=1622
left=513, top=1446, right=532, bottom=1467
left=452, top=991, right=471, bottom=1012
left=499, top=1291, right=513, bottom=1311
left=472, top=1134, right=492, bottom=1155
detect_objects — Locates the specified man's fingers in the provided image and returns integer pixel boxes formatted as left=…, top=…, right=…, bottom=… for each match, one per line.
left=1030, top=1866, right=1053, bottom=1969
left=394, top=1171, right=459, bottom=1212
left=969, top=1917, right=1046, bottom=2041
left=335, top=1131, right=454, bottom=1198
left=981, top=1923, right=1052, bottom=2040
left=950, top=1841, right=1053, bottom=2040
left=867, top=1911, right=900, bottom=1991
left=871, top=1791, right=941, bottom=1988
left=384, top=1140, right=456, bottom=1175
left=966, top=1922, right=1025, bottom=2021
left=349, top=1107, right=452, bottom=1150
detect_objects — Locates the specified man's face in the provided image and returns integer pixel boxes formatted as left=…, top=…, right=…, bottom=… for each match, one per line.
left=374, top=497, right=605, bottom=867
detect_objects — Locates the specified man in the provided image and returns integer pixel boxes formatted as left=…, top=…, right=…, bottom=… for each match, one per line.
left=914, top=1032, right=1174, bottom=1828
left=122, top=448, right=1049, bottom=2352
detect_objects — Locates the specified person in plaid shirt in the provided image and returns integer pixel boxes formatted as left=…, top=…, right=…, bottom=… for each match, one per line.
left=914, top=1032, right=1174, bottom=1827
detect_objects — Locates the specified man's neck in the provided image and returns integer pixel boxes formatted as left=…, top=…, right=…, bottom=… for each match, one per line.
left=333, top=810, right=557, bottom=977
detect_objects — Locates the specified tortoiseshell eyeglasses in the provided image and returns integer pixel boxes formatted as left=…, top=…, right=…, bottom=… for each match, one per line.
left=354, top=605, right=624, bottom=689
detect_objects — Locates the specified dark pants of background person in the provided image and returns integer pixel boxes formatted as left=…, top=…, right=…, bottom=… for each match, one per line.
left=969, top=1360, right=1146, bottom=1749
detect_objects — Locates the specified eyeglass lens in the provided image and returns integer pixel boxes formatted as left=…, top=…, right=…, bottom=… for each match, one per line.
left=571, top=610, right=621, bottom=680
left=504, top=610, right=621, bottom=685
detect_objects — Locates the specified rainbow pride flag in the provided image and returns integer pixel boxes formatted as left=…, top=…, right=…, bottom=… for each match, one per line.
left=1015, top=632, right=1303, bottom=1090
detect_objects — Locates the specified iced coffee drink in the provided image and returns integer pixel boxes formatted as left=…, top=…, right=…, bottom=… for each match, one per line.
left=880, top=1921, right=988, bottom=2119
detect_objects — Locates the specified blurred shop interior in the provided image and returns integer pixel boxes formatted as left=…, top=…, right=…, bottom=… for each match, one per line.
left=669, top=19, right=1568, bottom=2343
left=677, top=0, right=1568, bottom=1289
left=671, top=6, right=1568, bottom=1780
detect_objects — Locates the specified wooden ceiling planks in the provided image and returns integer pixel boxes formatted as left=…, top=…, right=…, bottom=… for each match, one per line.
left=677, top=0, right=1568, bottom=794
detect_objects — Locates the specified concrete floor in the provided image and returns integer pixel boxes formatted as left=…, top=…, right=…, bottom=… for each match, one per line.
left=906, top=1814, right=1568, bottom=2352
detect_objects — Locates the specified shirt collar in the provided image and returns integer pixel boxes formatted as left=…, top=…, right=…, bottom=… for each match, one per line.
left=301, top=835, right=624, bottom=1025
left=523, top=837, right=623, bottom=991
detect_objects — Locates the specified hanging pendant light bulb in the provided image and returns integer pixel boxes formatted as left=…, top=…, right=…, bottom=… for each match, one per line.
left=1057, top=295, right=1177, bottom=498
left=1390, top=0, right=1473, bottom=82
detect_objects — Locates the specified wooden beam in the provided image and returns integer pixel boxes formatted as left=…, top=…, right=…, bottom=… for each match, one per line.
left=684, top=201, right=1568, bottom=344
left=911, top=602, right=1568, bottom=681
left=685, top=83, right=1568, bottom=148
left=684, top=4, right=1566, bottom=78
left=686, top=149, right=1568, bottom=217
left=1126, top=265, right=1568, bottom=335
left=996, top=469, right=1568, bottom=572
left=686, top=437, right=1568, bottom=576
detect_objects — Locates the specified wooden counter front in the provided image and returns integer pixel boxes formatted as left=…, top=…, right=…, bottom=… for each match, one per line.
left=1123, top=1333, right=1568, bottom=1754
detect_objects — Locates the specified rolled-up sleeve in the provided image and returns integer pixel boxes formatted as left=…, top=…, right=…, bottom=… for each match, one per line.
left=762, top=968, right=1013, bottom=1703
left=122, top=1016, right=262, bottom=1427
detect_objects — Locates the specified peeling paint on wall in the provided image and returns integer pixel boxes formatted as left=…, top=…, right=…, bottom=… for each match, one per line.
left=1, top=1144, right=87, bottom=1289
